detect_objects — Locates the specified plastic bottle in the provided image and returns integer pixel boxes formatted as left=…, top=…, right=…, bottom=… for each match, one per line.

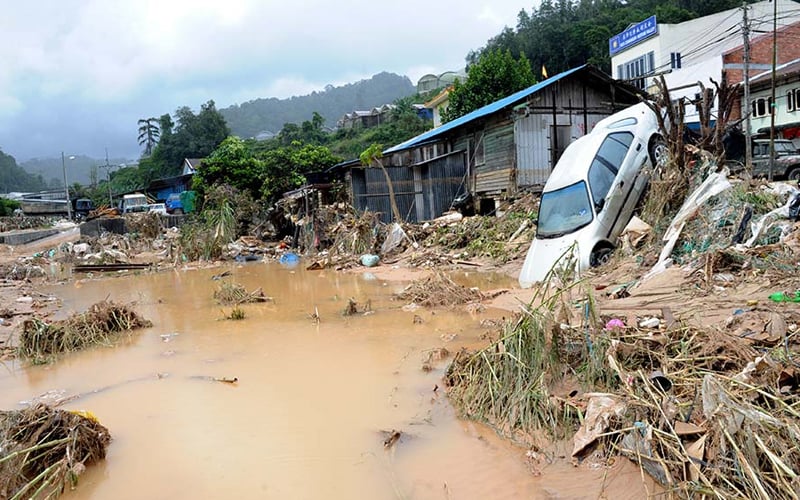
left=769, top=291, right=800, bottom=303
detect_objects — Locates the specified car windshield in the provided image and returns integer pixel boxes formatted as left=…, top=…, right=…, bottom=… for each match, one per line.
left=536, top=181, right=593, bottom=238
left=776, top=142, right=797, bottom=155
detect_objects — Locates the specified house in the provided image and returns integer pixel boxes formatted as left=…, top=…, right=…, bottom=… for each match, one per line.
left=747, top=58, right=800, bottom=146
left=346, top=65, right=641, bottom=223
left=609, top=0, right=800, bottom=127
left=336, top=105, right=396, bottom=130
left=425, top=86, right=453, bottom=128
left=416, top=70, right=466, bottom=93
left=146, top=157, right=201, bottom=201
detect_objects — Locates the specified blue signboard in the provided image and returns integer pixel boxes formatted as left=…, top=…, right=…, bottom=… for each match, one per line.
left=609, top=15, right=658, bottom=55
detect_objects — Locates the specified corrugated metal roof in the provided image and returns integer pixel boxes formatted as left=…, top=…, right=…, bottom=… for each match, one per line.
left=384, top=64, right=587, bottom=154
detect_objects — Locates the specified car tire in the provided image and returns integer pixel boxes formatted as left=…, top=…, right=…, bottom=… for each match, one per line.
left=590, top=244, right=614, bottom=267
left=648, top=135, right=668, bottom=170
left=788, top=168, right=800, bottom=182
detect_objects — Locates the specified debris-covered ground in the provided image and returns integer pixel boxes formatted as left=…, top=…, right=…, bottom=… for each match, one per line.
left=4, top=152, right=800, bottom=497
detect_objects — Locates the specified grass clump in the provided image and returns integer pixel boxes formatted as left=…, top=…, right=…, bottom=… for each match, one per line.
left=222, top=306, right=247, bottom=320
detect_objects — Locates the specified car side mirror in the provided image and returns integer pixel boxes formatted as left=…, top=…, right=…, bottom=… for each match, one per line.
left=595, top=198, right=605, bottom=213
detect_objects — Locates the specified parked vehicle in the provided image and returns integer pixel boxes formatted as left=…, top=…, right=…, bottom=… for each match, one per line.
left=165, top=193, right=184, bottom=215
left=519, top=102, right=666, bottom=287
left=120, top=193, right=149, bottom=214
left=148, top=203, right=167, bottom=215
left=73, top=198, right=95, bottom=220
left=752, top=139, right=800, bottom=180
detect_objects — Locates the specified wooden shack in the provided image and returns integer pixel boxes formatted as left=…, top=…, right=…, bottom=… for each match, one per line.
left=350, top=65, right=641, bottom=222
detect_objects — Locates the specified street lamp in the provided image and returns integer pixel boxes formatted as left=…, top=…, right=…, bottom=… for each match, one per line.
left=61, top=152, right=75, bottom=219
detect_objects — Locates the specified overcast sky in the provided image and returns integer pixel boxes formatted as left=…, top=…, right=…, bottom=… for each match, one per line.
left=0, top=0, right=532, bottom=163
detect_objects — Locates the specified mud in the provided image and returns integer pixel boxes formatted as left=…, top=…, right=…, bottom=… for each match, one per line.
left=1, top=263, right=652, bottom=499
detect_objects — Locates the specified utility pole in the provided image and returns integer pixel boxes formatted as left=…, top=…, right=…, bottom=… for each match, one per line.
left=61, top=151, right=72, bottom=220
left=743, top=2, right=752, bottom=176
left=769, top=0, right=778, bottom=181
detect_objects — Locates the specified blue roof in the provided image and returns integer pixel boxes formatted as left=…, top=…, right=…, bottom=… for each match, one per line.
left=384, top=64, right=587, bottom=154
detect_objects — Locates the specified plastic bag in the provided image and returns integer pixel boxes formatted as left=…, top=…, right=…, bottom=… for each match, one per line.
left=380, top=223, right=407, bottom=255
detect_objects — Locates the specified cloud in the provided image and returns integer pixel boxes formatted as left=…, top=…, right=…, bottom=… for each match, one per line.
left=0, top=0, right=533, bottom=161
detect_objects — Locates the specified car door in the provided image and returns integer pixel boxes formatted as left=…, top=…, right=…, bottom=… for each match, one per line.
left=587, top=131, right=636, bottom=237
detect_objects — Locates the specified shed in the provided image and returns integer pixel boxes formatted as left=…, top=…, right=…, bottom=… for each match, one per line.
left=386, top=65, right=641, bottom=198
left=347, top=65, right=640, bottom=223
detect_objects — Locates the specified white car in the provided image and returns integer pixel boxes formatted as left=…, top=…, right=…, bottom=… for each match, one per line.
left=519, top=102, right=667, bottom=287
left=148, top=203, right=168, bottom=215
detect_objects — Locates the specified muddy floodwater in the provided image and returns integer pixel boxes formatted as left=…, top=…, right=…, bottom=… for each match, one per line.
left=0, top=263, right=649, bottom=499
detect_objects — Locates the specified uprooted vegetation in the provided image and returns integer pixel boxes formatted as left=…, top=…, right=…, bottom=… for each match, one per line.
left=19, top=301, right=152, bottom=363
left=395, top=270, right=485, bottom=307
left=0, top=404, right=111, bottom=499
left=445, top=269, right=800, bottom=498
left=213, top=281, right=271, bottom=305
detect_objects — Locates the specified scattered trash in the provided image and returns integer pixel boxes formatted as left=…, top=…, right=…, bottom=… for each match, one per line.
left=382, top=429, right=402, bottom=449
left=638, top=317, right=660, bottom=329
left=360, top=254, right=379, bottom=267
left=189, top=376, right=239, bottom=384
left=604, top=318, right=625, bottom=331
left=211, top=270, right=232, bottom=280
left=278, top=252, right=299, bottom=266
left=769, top=291, right=800, bottom=303
left=160, top=332, right=180, bottom=342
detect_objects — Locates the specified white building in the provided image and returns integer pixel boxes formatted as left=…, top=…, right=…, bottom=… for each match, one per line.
left=610, top=0, right=800, bottom=126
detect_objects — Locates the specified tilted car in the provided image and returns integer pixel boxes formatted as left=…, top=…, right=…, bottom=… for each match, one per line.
left=519, top=102, right=667, bottom=287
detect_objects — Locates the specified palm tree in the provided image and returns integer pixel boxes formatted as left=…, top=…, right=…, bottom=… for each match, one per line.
left=137, top=117, right=161, bottom=157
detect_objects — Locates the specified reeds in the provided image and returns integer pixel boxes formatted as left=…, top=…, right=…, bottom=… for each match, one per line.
left=19, top=301, right=152, bottom=363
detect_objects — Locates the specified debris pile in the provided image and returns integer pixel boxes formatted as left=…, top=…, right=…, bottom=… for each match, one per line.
left=19, top=301, right=152, bottom=363
left=0, top=404, right=110, bottom=498
left=213, top=281, right=272, bottom=305
left=445, top=280, right=800, bottom=498
left=396, top=270, right=485, bottom=307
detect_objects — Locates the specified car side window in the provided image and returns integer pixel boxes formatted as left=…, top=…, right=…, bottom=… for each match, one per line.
left=587, top=132, right=633, bottom=208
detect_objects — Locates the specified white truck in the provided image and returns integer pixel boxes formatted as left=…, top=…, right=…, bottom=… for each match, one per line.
left=121, top=193, right=149, bottom=213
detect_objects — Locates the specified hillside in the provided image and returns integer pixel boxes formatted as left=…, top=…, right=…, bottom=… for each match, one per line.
left=220, top=72, right=416, bottom=139
left=20, top=156, right=131, bottom=188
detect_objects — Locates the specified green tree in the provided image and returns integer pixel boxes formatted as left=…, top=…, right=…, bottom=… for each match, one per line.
left=137, top=117, right=161, bottom=157
left=196, top=136, right=266, bottom=198
left=149, top=101, right=231, bottom=177
left=444, top=49, right=536, bottom=122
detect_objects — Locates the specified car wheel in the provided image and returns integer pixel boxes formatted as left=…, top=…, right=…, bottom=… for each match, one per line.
left=590, top=244, right=614, bottom=267
left=788, top=168, right=800, bottom=182
left=648, top=136, right=668, bottom=170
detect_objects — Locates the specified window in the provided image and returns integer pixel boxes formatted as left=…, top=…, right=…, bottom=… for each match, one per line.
left=588, top=132, right=634, bottom=207
left=752, top=97, right=773, bottom=118
left=622, top=51, right=655, bottom=90
left=670, top=52, right=682, bottom=69
left=788, top=89, right=798, bottom=113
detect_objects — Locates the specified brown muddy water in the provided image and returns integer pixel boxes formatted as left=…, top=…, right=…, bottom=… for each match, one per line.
left=0, top=263, right=649, bottom=499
